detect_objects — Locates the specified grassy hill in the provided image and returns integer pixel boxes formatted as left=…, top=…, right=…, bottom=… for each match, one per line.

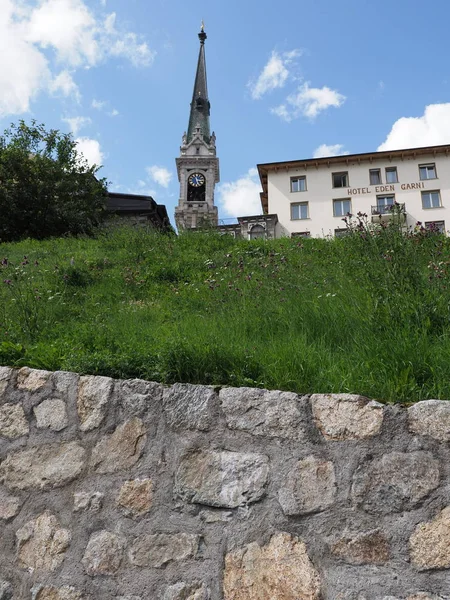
left=1, top=223, right=450, bottom=403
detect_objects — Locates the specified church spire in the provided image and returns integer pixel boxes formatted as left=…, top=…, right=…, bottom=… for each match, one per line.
left=187, top=23, right=211, bottom=143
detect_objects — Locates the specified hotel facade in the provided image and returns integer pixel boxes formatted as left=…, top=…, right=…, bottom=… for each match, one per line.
left=257, top=144, right=450, bottom=238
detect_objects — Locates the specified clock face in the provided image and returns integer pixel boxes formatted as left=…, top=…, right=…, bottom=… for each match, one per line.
left=188, top=173, right=205, bottom=187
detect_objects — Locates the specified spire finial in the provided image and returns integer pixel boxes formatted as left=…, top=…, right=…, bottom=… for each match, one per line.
left=198, top=20, right=207, bottom=44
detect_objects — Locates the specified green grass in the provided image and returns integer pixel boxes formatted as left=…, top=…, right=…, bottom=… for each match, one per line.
left=1, top=221, right=450, bottom=403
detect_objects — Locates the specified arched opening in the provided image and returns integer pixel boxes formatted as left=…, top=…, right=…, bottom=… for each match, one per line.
left=249, top=224, right=266, bottom=240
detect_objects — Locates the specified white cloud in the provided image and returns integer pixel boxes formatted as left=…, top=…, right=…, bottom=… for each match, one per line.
left=249, top=49, right=300, bottom=100
left=92, top=98, right=106, bottom=110
left=109, top=108, right=119, bottom=117
left=378, top=103, right=450, bottom=151
left=147, top=165, right=172, bottom=188
left=62, top=115, right=91, bottom=135
left=217, top=168, right=262, bottom=217
left=313, top=143, right=348, bottom=159
left=49, top=70, right=80, bottom=101
left=75, top=137, right=103, bottom=166
left=272, top=82, right=346, bottom=122
left=0, top=0, right=155, bottom=119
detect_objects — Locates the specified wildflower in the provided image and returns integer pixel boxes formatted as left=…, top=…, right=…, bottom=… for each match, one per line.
left=3, top=279, right=11, bottom=285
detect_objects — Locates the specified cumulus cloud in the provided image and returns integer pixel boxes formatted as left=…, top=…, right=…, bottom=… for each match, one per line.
left=75, top=136, right=103, bottom=166
left=217, top=168, right=262, bottom=217
left=272, top=82, right=346, bottom=121
left=249, top=49, right=301, bottom=100
left=378, top=103, right=450, bottom=151
left=147, top=165, right=173, bottom=188
left=62, top=115, right=91, bottom=135
left=313, top=143, right=348, bottom=159
left=0, top=0, right=155, bottom=118
left=92, top=98, right=106, bottom=110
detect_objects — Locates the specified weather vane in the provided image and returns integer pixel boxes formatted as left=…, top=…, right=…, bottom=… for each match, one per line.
left=201, top=19, right=205, bottom=32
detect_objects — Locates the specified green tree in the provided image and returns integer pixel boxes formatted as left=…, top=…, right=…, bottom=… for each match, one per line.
left=0, top=120, right=108, bottom=242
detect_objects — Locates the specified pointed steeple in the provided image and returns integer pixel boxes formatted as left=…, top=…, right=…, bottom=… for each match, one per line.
left=187, top=23, right=211, bottom=143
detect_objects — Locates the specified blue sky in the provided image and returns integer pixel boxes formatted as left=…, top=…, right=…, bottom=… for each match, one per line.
left=2, top=0, right=450, bottom=224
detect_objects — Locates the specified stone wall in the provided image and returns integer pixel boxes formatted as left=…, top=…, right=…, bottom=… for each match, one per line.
left=0, top=367, right=449, bottom=600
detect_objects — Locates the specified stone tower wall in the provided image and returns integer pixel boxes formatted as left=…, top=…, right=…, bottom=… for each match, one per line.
left=0, top=366, right=449, bottom=599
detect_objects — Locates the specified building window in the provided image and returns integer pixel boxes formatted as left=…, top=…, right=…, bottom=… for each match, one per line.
left=369, top=169, right=381, bottom=185
left=334, top=228, right=349, bottom=238
left=333, top=198, right=351, bottom=217
left=422, top=190, right=441, bottom=209
left=419, top=164, right=437, bottom=180
left=332, top=172, right=349, bottom=188
left=376, top=195, right=395, bottom=214
left=425, top=221, right=445, bottom=233
left=291, top=202, right=309, bottom=220
left=291, top=232, right=311, bottom=238
left=291, top=176, right=306, bottom=192
left=385, top=167, right=398, bottom=183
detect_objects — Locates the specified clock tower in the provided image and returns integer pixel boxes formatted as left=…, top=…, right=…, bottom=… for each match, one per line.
left=175, top=24, right=219, bottom=230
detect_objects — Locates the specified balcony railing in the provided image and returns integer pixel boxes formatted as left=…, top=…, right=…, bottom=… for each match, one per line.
left=371, top=203, right=405, bottom=216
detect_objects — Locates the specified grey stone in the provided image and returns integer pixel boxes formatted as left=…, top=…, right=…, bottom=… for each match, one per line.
left=77, top=375, right=113, bottom=431
left=0, top=403, right=29, bottom=439
left=118, top=378, right=164, bottom=417
left=175, top=449, right=269, bottom=508
left=311, top=394, right=384, bottom=440
left=223, top=532, right=321, bottom=600
left=219, top=387, right=305, bottom=440
left=163, top=383, right=217, bottom=431
left=116, top=478, right=153, bottom=517
left=73, top=491, right=103, bottom=512
left=352, top=451, right=440, bottom=514
left=52, top=370, right=79, bottom=396
left=278, top=456, right=336, bottom=515
left=0, top=441, right=86, bottom=490
left=408, top=400, right=450, bottom=441
left=16, top=511, right=71, bottom=572
left=34, top=398, right=68, bottom=431
left=410, top=506, right=450, bottom=570
left=0, top=367, right=12, bottom=398
left=32, top=586, right=84, bottom=600
left=0, top=487, right=21, bottom=520
left=16, top=367, right=50, bottom=391
left=90, top=418, right=147, bottom=473
left=129, top=533, right=200, bottom=568
left=82, top=530, right=124, bottom=576
left=162, top=582, right=210, bottom=600
left=0, top=579, right=13, bottom=600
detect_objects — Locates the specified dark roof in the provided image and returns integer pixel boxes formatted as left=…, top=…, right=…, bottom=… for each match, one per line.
left=106, top=192, right=172, bottom=231
left=187, top=28, right=211, bottom=143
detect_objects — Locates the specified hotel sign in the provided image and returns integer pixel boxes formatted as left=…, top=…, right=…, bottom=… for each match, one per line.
left=347, top=182, right=425, bottom=196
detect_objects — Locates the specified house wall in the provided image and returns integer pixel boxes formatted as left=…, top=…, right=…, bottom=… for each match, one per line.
left=267, top=151, right=450, bottom=237
left=0, top=366, right=449, bottom=599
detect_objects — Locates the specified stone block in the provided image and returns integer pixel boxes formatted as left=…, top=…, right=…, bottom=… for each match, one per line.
left=162, top=582, right=210, bottom=600
left=0, top=488, right=21, bottom=520
left=118, top=378, right=164, bottom=417
left=52, top=370, right=79, bottom=396
left=32, top=586, right=84, bottom=600
left=410, top=506, right=450, bottom=570
left=408, top=400, right=450, bottom=442
left=223, top=532, right=321, bottom=600
left=352, top=451, right=440, bottom=514
left=163, top=383, right=217, bottom=431
left=34, top=399, right=68, bottom=431
left=0, top=403, right=29, bottom=439
left=17, top=368, right=50, bottom=392
left=116, top=478, right=153, bottom=517
left=331, top=529, right=390, bottom=564
left=219, top=387, right=305, bottom=440
left=278, top=455, right=336, bottom=516
left=175, top=449, right=269, bottom=508
left=16, top=511, right=71, bottom=572
left=77, top=375, right=113, bottom=431
left=73, top=491, right=103, bottom=512
left=0, top=579, right=12, bottom=600
left=129, top=533, right=200, bottom=568
left=90, top=418, right=146, bottom=474
left=82, top=530, right=125, bottom=576
left=0, top=367, right=12, bottom=398
left=311, top=393, right=384, bottom=440
left=0, top=441, right=85, bottom=490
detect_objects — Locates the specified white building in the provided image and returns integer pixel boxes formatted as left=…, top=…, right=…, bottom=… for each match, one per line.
left=257, top=144, right=450, bottom=237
